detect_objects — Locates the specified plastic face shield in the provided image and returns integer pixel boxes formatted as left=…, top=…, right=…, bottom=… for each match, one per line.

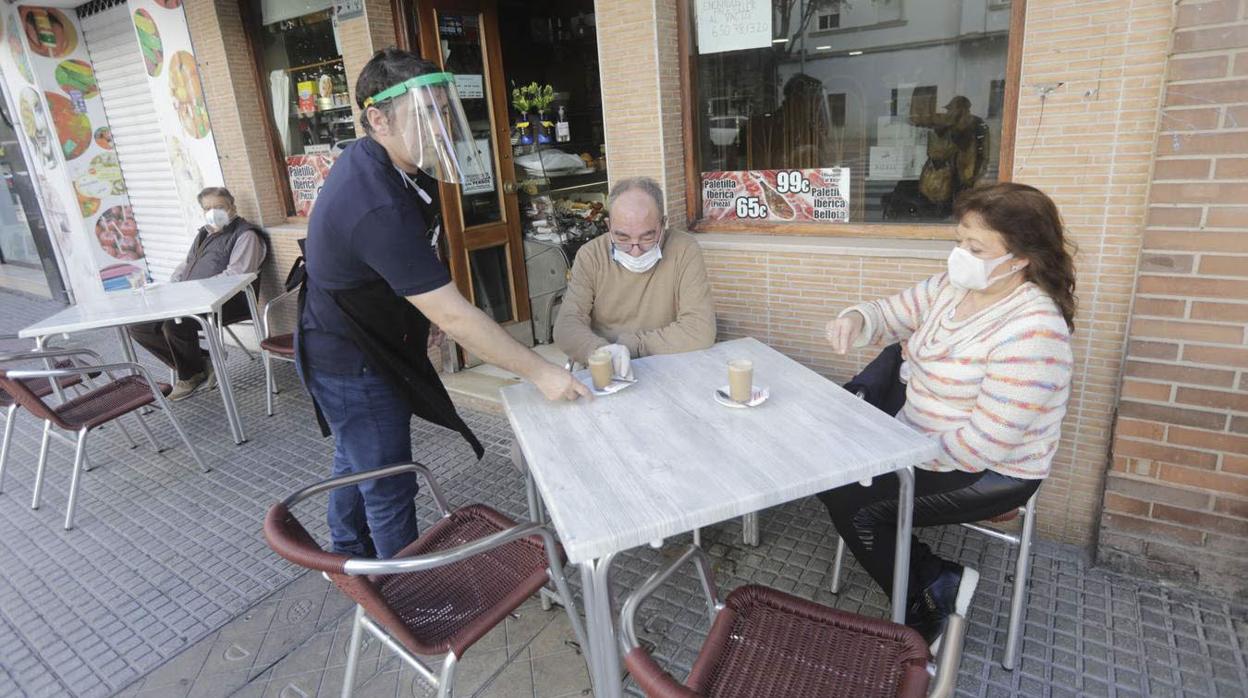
left=364, top=72, right=489, bottom=185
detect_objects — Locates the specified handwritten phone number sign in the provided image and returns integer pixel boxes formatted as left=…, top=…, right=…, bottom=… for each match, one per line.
left=701, top=169, right=850, bottom=223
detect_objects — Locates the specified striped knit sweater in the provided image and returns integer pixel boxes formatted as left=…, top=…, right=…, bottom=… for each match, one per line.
left=842, top=273, right=1073, bottom=479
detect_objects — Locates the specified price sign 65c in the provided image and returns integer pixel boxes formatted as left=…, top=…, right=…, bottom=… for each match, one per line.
left=735, top=196, right=769, bottom=219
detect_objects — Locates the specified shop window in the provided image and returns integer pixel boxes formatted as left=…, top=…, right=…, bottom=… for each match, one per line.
left=687, top=0, right=1021, bottom=236
left=247, top=1, right=351, bottom=217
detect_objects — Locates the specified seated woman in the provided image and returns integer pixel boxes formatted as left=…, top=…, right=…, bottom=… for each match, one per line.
left=821, top=182, right=1076, bottom=648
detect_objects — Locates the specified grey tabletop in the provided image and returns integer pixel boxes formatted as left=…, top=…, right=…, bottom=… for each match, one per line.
left=501, top=337, right=939, bottom=564
left=18, top=275, right=257, bottom=338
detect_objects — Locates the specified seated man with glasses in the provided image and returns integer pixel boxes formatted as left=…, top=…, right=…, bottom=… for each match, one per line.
left=554, top=176, right=716, bottom=379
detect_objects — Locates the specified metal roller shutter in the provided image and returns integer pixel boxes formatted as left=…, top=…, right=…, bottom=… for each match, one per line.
left=81, top=2, right=190, bottom=281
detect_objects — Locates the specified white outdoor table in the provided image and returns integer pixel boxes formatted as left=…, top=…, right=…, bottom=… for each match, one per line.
left=19, top=274, right=261, bottom=445
left=501, top=337, right=939, bottom=698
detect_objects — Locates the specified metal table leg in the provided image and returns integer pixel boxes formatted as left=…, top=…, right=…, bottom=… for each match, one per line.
left=891, top=466, right=915, bottom=624
left=579, top=552, right=622, bottom=698
left=190, top=315, right=246, bottom=444
left=115, top=327, right=139, bottom=364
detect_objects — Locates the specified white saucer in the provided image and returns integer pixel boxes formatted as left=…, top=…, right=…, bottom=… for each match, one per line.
left=584, top=377, right=636, bottom=397
left=714, top=385, right=769, bottom=408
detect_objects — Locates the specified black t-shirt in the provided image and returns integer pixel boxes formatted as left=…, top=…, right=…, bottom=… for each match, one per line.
left=298, top=137, right=451, bottom=373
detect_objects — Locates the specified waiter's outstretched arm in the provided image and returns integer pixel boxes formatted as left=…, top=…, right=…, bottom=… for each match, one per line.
left=409, top=283, right=591, bottom=402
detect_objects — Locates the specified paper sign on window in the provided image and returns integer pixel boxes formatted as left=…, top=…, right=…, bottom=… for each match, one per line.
left=459, top=138, right=495, bottom=195
left=695, top=0, right=772, bottom=55
left=455, top=74, right=484, bottom=100
left=701, top=169, right=850, bottom=223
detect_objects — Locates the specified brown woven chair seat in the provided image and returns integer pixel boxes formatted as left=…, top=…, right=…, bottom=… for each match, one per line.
left=54, top=375, right=171, bottom=430
left=0, top=360, right=91, bottom=408
left=260, top=333, right=295, bottom=356
left=629, top=584, right=930, bottom=698
left=357, top=504, right=554, bottom=657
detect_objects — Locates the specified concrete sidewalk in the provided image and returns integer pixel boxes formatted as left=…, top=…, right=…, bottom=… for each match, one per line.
left=1, top=288, right=1245, bottom=697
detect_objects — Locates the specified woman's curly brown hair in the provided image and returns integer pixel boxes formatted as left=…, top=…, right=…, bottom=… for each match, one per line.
left=953, top=182, right=1078, bottom=332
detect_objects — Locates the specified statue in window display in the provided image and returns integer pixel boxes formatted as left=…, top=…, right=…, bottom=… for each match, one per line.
left=911, top=96, right=990, bottom=213
left=883, top=95, right=990, bottom=221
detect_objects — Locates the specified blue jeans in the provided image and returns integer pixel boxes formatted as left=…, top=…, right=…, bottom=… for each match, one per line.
left=301, top=362, right=418, bottom=559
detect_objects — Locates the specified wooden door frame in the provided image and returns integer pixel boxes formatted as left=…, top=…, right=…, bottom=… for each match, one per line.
left=400, top=0, right=532, bottom=327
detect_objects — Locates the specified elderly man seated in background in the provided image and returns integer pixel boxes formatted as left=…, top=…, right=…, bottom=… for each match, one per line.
left=554, top=176, right=716, bottom=378
left=128, top=186, right=267, bottom=400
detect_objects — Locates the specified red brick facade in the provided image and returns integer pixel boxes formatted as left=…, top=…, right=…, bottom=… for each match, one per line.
left=1100, top=0, right=1248, bottom=596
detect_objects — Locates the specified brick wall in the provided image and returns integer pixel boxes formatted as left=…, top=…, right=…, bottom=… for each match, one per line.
left=1099, top=0, right=1248, bottom=596
left=596, top=0, right=687, bottom=221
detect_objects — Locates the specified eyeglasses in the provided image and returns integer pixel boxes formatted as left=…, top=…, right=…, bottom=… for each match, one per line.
left=611, top=240, right=658, bottom=253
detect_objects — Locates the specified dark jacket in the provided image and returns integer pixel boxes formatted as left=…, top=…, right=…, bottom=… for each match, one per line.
left=178, top=217, right=268, bottom=324
left=844, top=343, right=907, bottom=417
left=289, top=241, right=483, bottom=459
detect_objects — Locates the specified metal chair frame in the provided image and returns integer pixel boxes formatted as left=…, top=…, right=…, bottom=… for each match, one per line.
left=829, top=490, right=1038, bottom=670
left=260, top=288, right=298, bottom=416
left=2, top=348, right=208, bottom=529
left=1, top=345, right=146, bottom=493
left=620, top=545, right=966, bottom=698
left=273, top=462, right=590, bottom=698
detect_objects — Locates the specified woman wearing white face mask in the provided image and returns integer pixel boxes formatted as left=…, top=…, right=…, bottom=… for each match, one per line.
left=820, top=182, right=1076, bottom=650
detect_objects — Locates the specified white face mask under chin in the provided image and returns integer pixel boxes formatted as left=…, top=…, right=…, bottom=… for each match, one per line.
left=947, top=246, right=1018, bottom=291
left=612, top=243, right=662, bottom=273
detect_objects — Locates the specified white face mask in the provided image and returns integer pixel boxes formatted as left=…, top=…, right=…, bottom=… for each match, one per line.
left=947, top=246, right=1017, bottom=291
left=205, top=208, right=232, bottom=230
left=612, top=242, right=663, bottom=273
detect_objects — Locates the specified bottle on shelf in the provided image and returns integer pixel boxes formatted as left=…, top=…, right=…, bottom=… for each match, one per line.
left=556, top=106, right=571, bottom=143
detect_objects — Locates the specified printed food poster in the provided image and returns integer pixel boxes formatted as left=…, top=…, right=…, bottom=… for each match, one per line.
left=93, top=126, right=113, bottom=149
left=133, top=9, right=163, bottom=77
left=45, top=91, right=91, bottom=160
left=94, top=204, right=143, bottom=260
left=6, top=17, right=33, bottom=83
left=701, top=169, right=850, bottom=223
left=286, top=154, right=335, bottom=217
left=54, top=58, right=97, bottom=98
left=19, top=7, right=77, bottom=59
left=169, top=50, right=209, bottom=137
left=17, top=87, right=56, bottom=169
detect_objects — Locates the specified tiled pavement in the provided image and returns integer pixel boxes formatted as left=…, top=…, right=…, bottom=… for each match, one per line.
left=1, top=288, right=1246, bottom=697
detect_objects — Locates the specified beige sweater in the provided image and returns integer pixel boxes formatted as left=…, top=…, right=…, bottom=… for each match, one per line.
left=554, top=230, right=717, bottom=365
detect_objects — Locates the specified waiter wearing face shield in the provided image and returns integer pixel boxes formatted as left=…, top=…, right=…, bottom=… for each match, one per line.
left=296, top=49, right=591, bottom=560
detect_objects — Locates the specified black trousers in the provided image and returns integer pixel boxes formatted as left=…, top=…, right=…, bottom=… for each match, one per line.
left=817, top=468, right=1040, bottom=603
left=129, top=319, right=205, bottom=380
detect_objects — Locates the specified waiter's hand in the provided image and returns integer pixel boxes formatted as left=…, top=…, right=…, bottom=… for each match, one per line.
left=427, top=324, right=446, bottom=350
left=534, top=364, right=593, bottom=401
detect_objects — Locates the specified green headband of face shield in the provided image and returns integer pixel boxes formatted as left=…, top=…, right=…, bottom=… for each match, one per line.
left=362, top=71, right=454, bottom=108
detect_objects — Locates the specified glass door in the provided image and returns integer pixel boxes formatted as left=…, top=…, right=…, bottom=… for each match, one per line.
left=415, top=0, right=532, bottom=366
